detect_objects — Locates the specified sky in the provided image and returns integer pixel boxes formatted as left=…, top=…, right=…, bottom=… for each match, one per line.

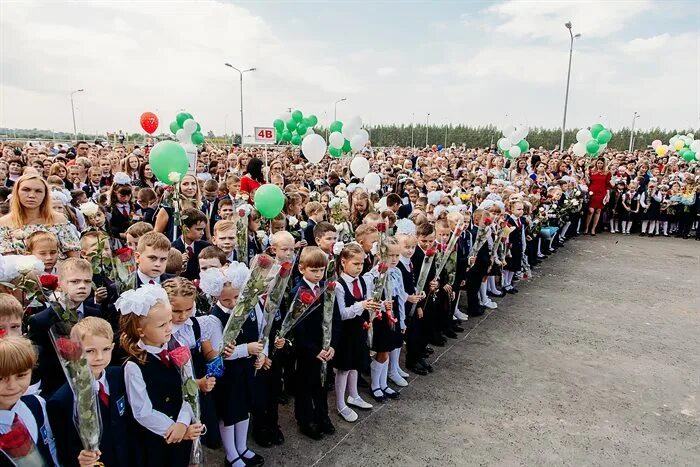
left=1, top=0, right=698, bottom=138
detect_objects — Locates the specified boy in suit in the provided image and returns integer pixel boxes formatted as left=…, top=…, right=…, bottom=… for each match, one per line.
left=212, top=219, right=238, bottom=265
left=134, top=231, right=175, bottom=286
left=303, top=201, right=325, bottom=246
left=172, top=208, right=210, bottom=280
left=47, top=317, right=134, bottom=467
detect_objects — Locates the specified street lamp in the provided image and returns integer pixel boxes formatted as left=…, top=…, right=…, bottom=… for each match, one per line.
left=334, top=98, right=347, bottom=121
left=425, top=113, right=430, bottom=147
left=560, top=22, right=581, bottom=151
left=411, top=112, right=415, bottom=148
left=224, top=63, right=256, bottom=145
left=70, top=89, right=84, bottom=142
left=629, top=112, right=640, bottom=152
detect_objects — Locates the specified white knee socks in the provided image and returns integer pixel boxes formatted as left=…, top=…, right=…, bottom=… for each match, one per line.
left=537, top=238, right=543, bottom=255
left=502, top=270, right=513, bottom=289
left=487, top=276, right=498, bottom=293
left=388, top=348, right=402, bottom=377
left=335, top=370, right=349, bottom=411
left=479, top=282, right=488, bottom=304
left=347, top=369, right=359, bottom=399
left=370, top=360, right=382, bottom=390
left=561, top=221, right=571, bottom=238
left=609, top=219, right=616, bottom=232
left=235, top=418, right=255, bottom=459
left=220, top=423, right=244, bottom=466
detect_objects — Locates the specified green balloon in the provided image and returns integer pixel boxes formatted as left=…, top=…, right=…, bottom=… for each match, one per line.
left=176, top=112, right=190, bottom=127
left=683, top=150, right=696, bottom=162
left=586, top=140, right=600, bottom=154
left=590, top=123, right=605, bottom=139
left=329, top=146, right=342, bottom=158
left=596, top=129, right=612, bottom=144
left=308, top=115, right=318, bottom=127
left=286, top=119, right=297, bottom=131
left=678, top=148, right=689, bottom=158
left=292, top=110, right=303, bottom=123
left=281, top=130, right=292, bottom=142
left=169, top=121, right=180, bottom=134
left=503, top=149, right=511, bottom=159
left=296, top=123, right=308, bottom=136
left=273, top=119, right=285, bottom=132
left=196, top=122, right=201, bottom=133
left=342, top=139, right=351, bottom=153
left=149, top=141, right=189, bottom=185
left=291, top=134, right=302, bottom=145
left=330, top=121, right=343, bottom=133
left=192, top=132, right=204, bottom=145
left=516, top=139, right=529, bottom=153
left=275, top=130, right=282, bottom=143
left=254, top=184, right=286, bottom=219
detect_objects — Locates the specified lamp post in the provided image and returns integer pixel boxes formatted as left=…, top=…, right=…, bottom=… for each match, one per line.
left=629, top=112, right=640, bottom=152
left=70, top=89, right=84, bottom=142
left=411, top=112, right=415, bottom=148
left=425, top=113, right=430, bottom=147
left=560, top=22, right=581, bottom=151
left=334, top=98, right=347, bottom=121
left=224, top=63, right=256, bottom=145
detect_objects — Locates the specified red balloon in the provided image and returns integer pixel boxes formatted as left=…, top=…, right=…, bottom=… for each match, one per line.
left=140, top=112, right=159, bottom=134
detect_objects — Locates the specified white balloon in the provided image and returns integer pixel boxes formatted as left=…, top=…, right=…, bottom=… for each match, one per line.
left=358, top=129, right=370, bottom=145
left=509, top=146, right=522, bottom=158
left=183, top=119, right=197, bottom=134
left=350, top=156, right=370, bottom=178
left=279, top=111, right=291, bottom=122
left=497, top=138, right=511, bottom=151
left=363, top=172, right=381, bottom=192
left=687, top=133, right=694, bottom=139
left=348, top=116, right=363, bottom=131
left=696, top=152, right=700, bottom=161
left=301, top=134, right=327, bottom=164
left=305, top=127, right=314, bottom=136
left=342, top=124, right=358, bottom=140
left=176, top=128, right=189, bottom=143
left=518, top=125, right=530, bottom=139
left=572, top=142, right=587, bottom=157
left=502, top=125, right=515, bottom=138
left=329, top=132, right=345, bottom=148
left=690, top=140, right=700, bottom=153
left=683, top=136, right=693, bottom=146
left=669, top=136, right=678, bottom=145
left=350, top=134, right=365, bottom=152
left=576, top=129, right=592, bottom=144
left=508, top=134, right=521, bottom=146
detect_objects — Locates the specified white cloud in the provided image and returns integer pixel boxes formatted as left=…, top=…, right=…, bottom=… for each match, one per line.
left=622, top=33, right=671, bottom=56
left=376, top=67, right=397, bottom=77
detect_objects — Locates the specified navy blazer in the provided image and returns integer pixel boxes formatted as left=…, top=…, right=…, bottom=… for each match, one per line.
left=289, top=281, right=341, bottom=360
left=47, top=367, right=134, bottom=467
left=303, top=219, right=317, bottom=246
left=397, top=202, right=413, bottom=219
left=172, top=238, right=211, bottom=280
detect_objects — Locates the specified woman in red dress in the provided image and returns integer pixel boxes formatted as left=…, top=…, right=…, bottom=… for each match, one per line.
left=239, top=157, right=265, bottom=196
left=583, top=157, right=612, bottom=235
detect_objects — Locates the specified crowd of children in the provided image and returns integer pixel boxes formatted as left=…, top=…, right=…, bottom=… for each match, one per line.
left=0, top=139, right=698, bottom=466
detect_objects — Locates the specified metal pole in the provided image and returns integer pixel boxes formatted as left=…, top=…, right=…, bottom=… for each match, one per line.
left=411, top=112, right=415, bottom=148
left=70, top=89, right=83, bottom=142
left=629, top=112, right=639, bottom=152
left=425, top=113, right=430, bottom=147
left=239, top=71, right=244, bottom=146
left=560, top=23, right=580, bottom=151
left=334, top=98, right=347, bottom=122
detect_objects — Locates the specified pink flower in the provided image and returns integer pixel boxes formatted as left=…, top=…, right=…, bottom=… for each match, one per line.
left=168, top=346, right=192, bottom=369
left=56, top=337, right=82, bottom=362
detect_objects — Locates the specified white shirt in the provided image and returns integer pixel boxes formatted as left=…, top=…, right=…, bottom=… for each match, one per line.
left=202, top=302, right=250, bottom=360
left=124, top=341, right=192, bottom=436
left=335, top=273, right=374, bottom=320
left=0, top=397, right=59, bottom=465
left=172, top=318, right=197, bottom=349
left=137, top=270, right=160, bottom=286
left=94, top=371, right=109, bottom=396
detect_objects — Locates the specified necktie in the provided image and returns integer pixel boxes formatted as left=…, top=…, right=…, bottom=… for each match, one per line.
left=149, top=279, right=155, bottom=285
left=408, top=263, right=413, bottom=273
left=186, top=246, right=194, bottom=257
left=313, top=285, right=321, bottom=297
left=120, top=205, right=129, bottom=217
left=351, top=279, right=362, bottom=299
left=158, top=350, right=170, bottom=367
left=98, top=382, right=109, bottom=407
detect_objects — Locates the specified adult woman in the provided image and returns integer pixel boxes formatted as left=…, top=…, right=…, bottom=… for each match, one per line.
left=134, top=162, right=155, bottom=188
left=0, top=174, right=80, bottom=256
left=582, top=158, right=612, bottom=236
left=239, top=157, right=265, bottom=195
left=154, top=174, right=203, bottom=241
left=49, top=162, right=73, bottom=190
left=509, top=158, right=529, bottom=181
left=269, top=159, right=284, bottom=184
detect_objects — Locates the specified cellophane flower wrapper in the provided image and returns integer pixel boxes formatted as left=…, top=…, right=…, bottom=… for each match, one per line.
left=407, top=250, right=436, bottom=318
left=277, top=287, right=323, bottom=341
left=220, top=255, right=278, bottom=352
left=260, top=258, right=295, bottom=356
left=434, top=220, right=464, bottom=278
left=0, top=414, right=47, bottom=467
left=49, top=323, right=101, bottom=452
left=468, top=216, right=493, bottom=259
left=235, top=211, right=249, bottom=266
left=168, top=345, right=203, bottom=466
left=320, top=280, right=337, bottom=386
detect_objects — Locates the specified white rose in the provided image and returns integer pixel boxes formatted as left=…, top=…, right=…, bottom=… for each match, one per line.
left=79, top=201, right=99, bottom=217
left=299, top=221, right=308, bottom=229
left=334, top=223, right=344, bottom=232
left=168, top=172, right=181, bottom=183
left=371, top=241, right=378, bottom=255
left=333, top=241, right=345, bottom=255
left=539, top=207, right=545, bottom=212
left=241, top=193, right=250, bottom=201
left=288, top=216, right=299, bottom=227
left=572, top=200, right=579, bottom=206
left=256, top=230, right=266, bottom=240
left=16, top=255, right=44, bottom=275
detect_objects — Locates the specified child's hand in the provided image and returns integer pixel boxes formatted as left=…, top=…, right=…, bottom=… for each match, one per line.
left=295, top=240, right=307, bottom=249
left=263, top=357, right=272, bottom=370
left=443, top=284, right=452, bottom=295
left=94, top=287, right=108, bottom=304
left=184, top=422, right=204, bottom=440
left=247, top=342, right=264, bottom=356
left=222, top=343, right=236, bottom=358
left=274, top=337, right=285, bottom=349
left=468, top=256, right=476, bottom=266
left=78, top=450, right=101, bottom=467
left=417, top=308, right=424, bottom=319
left=326, top=347, right=335, bottom=361
left=164, top=422, right=187, bottom=444
left=407, top=294, right=422, bottom=304
left=460, top=280, right=466, bottom=287
left=361, top=300, right=380, bottom=312
left=181, top=252, right=189, bottom=268
left=254, top=353, right=265, bottom=370
left=429, top=279, right=439, bottom=292
left=316, top=350, right=326, bottom=361
left=382, top=300, right=393, bottom=312
left=197, top=376, right=216, bottom=393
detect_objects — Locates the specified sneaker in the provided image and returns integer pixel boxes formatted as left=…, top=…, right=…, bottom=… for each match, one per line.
left=454, top=310, right=469, bottom=321
left=338, top=406, right=358, bottom=422
left=347, top=396, right=373, bottom=410
left=389, top=373, right=408, bottom=387
left=483, top=300, right=497, bottom=309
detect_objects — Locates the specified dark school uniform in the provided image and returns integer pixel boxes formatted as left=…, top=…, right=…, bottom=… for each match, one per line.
left=172, top=238, right=211, bottom=280
left=134, top=271, right=175, bottom=287
left=47, top=367, right=134, bottom=467
left=505, top=215, right=524, bottom=273
left=303, top=219, right=317, bottom=246
left=109, top=204, right=132, bottom=242
left=465, top=238, right=491, bottom=317
left=247, top=232, right=263, bottom=266
left=333, top=275, right=370, bottom=371
left=0, top=395, right=58, bottom=467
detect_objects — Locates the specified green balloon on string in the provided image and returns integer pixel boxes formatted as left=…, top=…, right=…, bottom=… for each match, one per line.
left=342, top=139, right=351, bottom=153
left=273, top=119, right=284, bottom=132
left=192, top=132, right=204, bottom=145
left=590, top=123, right=605, bottom=139
left=292, top=110, right=303, bottom=123
left=683, top=150, right=696, bottom=162
left=503, top=149, right=511, bottom=159
left=308, top=115, right=318, bottom=126
left=254, top=184, right=286, bottom=219
left=296, top=124, right=307, bottom=136
left=149, top=141, right=189, bottom=185
left=281, top=130, right=292, bottom=142
left=286, top=119, right=297, bottom=132
left=176, top=112, right=190, bottom=127
left=329, top=146, right=342, bottom=158
left=291, top=134, right=302, bottom=145
left=196, top=122, right=201, bottom=133
left=596, top=129, right=612, bottom=144
left=516, top=139, right=529, bottom=153
left=330, top=121, right=343, bottom=133
left=586, top=140, right=600, bottom=154
left=169, top=121, right=180, bottom=134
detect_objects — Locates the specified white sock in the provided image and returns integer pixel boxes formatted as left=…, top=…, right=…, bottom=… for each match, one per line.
left=347, top=370, right=360, bottom=399
left=335, top=370, right=349, bottom=411
left=503, top=270, right=513, bottom=288
left=548, top=237, right=555, bottom=250
left=388, top=349, right=401, bottom=377
left=234, top=418, right=254, bottom=459
left=537, top=238, right=543, bottom=255
left=642, top=220, right=648, bottom=233
left=561, top=221, right=571, bottom=238
left=662, top=221, right=668, bottom=234
left=220, top=422, right=243, bottom=465
left=487, top=276, right=498, bottom=293
left=609, top=219, right=615, bottom=232
left=479, top=282, right=488, bottom=304
left=370, top=360, right=382, bottom=390
left=380, top=360, right=396, bottom=394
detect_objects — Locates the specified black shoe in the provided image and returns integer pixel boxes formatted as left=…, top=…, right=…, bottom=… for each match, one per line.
left=370, top=387, right=386, bottom=403
left=271, top=426, right=285, bottom=445
left=425, top=346, right=434, bottom=355
left=240, top=449, right=265, bottom=466
left=418, top=358, right=434, bottom=373
left=429, top=338, right=446, bottom=347
left=226, top=456, right=243, bottom=467
left=382, top=387, right=400, bottom=399
left=318, top=418, right=336, bottom=435
left=252, top=429, right=273, bottom=448
left=443, top=329, right=457, bottom=339
left=488, top=291, right=505, bottom=297
left=453, top=324, right=465, bottom=333
left=468, top=309, right=485, bottom=318
left=407, top=363, right=428, bottom=375
left=298, top=422, right=323, bottom=440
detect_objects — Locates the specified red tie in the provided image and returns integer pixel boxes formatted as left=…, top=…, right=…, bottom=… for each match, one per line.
left=186, top=246, right=194, bottom=257
left=149, top=280, right=155, bottom=285
left=351, top=279, right=362, bottom=299
left=313, top=285, right=321, bottom=297
left=98, top=382, right=109, bottom=407
left=158, top=350, right=170, bottom=367
left=120, top=206, right=129, bottom=217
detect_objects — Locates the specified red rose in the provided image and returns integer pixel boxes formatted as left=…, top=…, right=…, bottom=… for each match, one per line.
left=299, top=290, right=316, bottom=305
left=278, top=261, right=293, bottom=278
left=115, top=247, right=133, bottom=262
left=56, top=337, right=82, bottom=362
left=0, top=415, right=33, bottom=458
left=169, top=346, right=192, bottom=369
left=39, top=274, right=59, bottom=291
left=362, top=321, right=371, bottom=330
left=425, top=247, right=437, bottom=257
left=377, top=262, right=389, bottom=273
left=483, top=218, right=493, bottom=226
left=238, top=208, right=246, bottom=218
left=192, top=279, right=200, bottom=290
left=376, top=222, right=387, bottom=233
left=326, top=281, right=336, bottom=291
left=256, top=255, right=273, bottom=269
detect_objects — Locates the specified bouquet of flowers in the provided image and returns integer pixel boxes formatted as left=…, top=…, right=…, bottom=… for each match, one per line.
left=0, top=415, right=47, bottom=467
left=434, top=220, right=464, bottom=279
left=320, top=280, right=337, bottom=386
left=109, top=246, right=137, bottom=294
left=329, top=197, right=353, bottom=243
left=407, top=245, right=437, bottom=318
left=49, top=326, right=102, bottom=454
left=235, top=205, right=251, bottom=266
left=277, top=287, right=322, bottom=341
left=168, top=345, right=203, bottom=466
left=259, top=259, right=295, bottom=359
left=468, top=215, right=493, bottom=259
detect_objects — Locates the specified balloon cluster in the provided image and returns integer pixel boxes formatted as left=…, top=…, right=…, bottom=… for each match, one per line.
left=139, top=112, right=159, bottom=134
left=572, top=123, right=613, bottom=158
left=497, top=125, right=530, bottom=159
left=273, top=110, right=318, bottom=146
left=654, top=133, right=699, bottom=161
left=170, top=112, right=204, bottom=145
left=328, top=116, right=369, bottom=158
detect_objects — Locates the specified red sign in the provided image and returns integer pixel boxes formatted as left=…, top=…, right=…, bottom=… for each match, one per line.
left=254, top=127, right=275, bottom=143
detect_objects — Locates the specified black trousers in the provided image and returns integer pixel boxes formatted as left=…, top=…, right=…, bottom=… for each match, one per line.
left=294, top=355, right=330, bottom=425
left=252, top=358, right=282, bottom=433
left=465, top=269, right=486, bottom=316
left=405, top=311, right=427, bottom=365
